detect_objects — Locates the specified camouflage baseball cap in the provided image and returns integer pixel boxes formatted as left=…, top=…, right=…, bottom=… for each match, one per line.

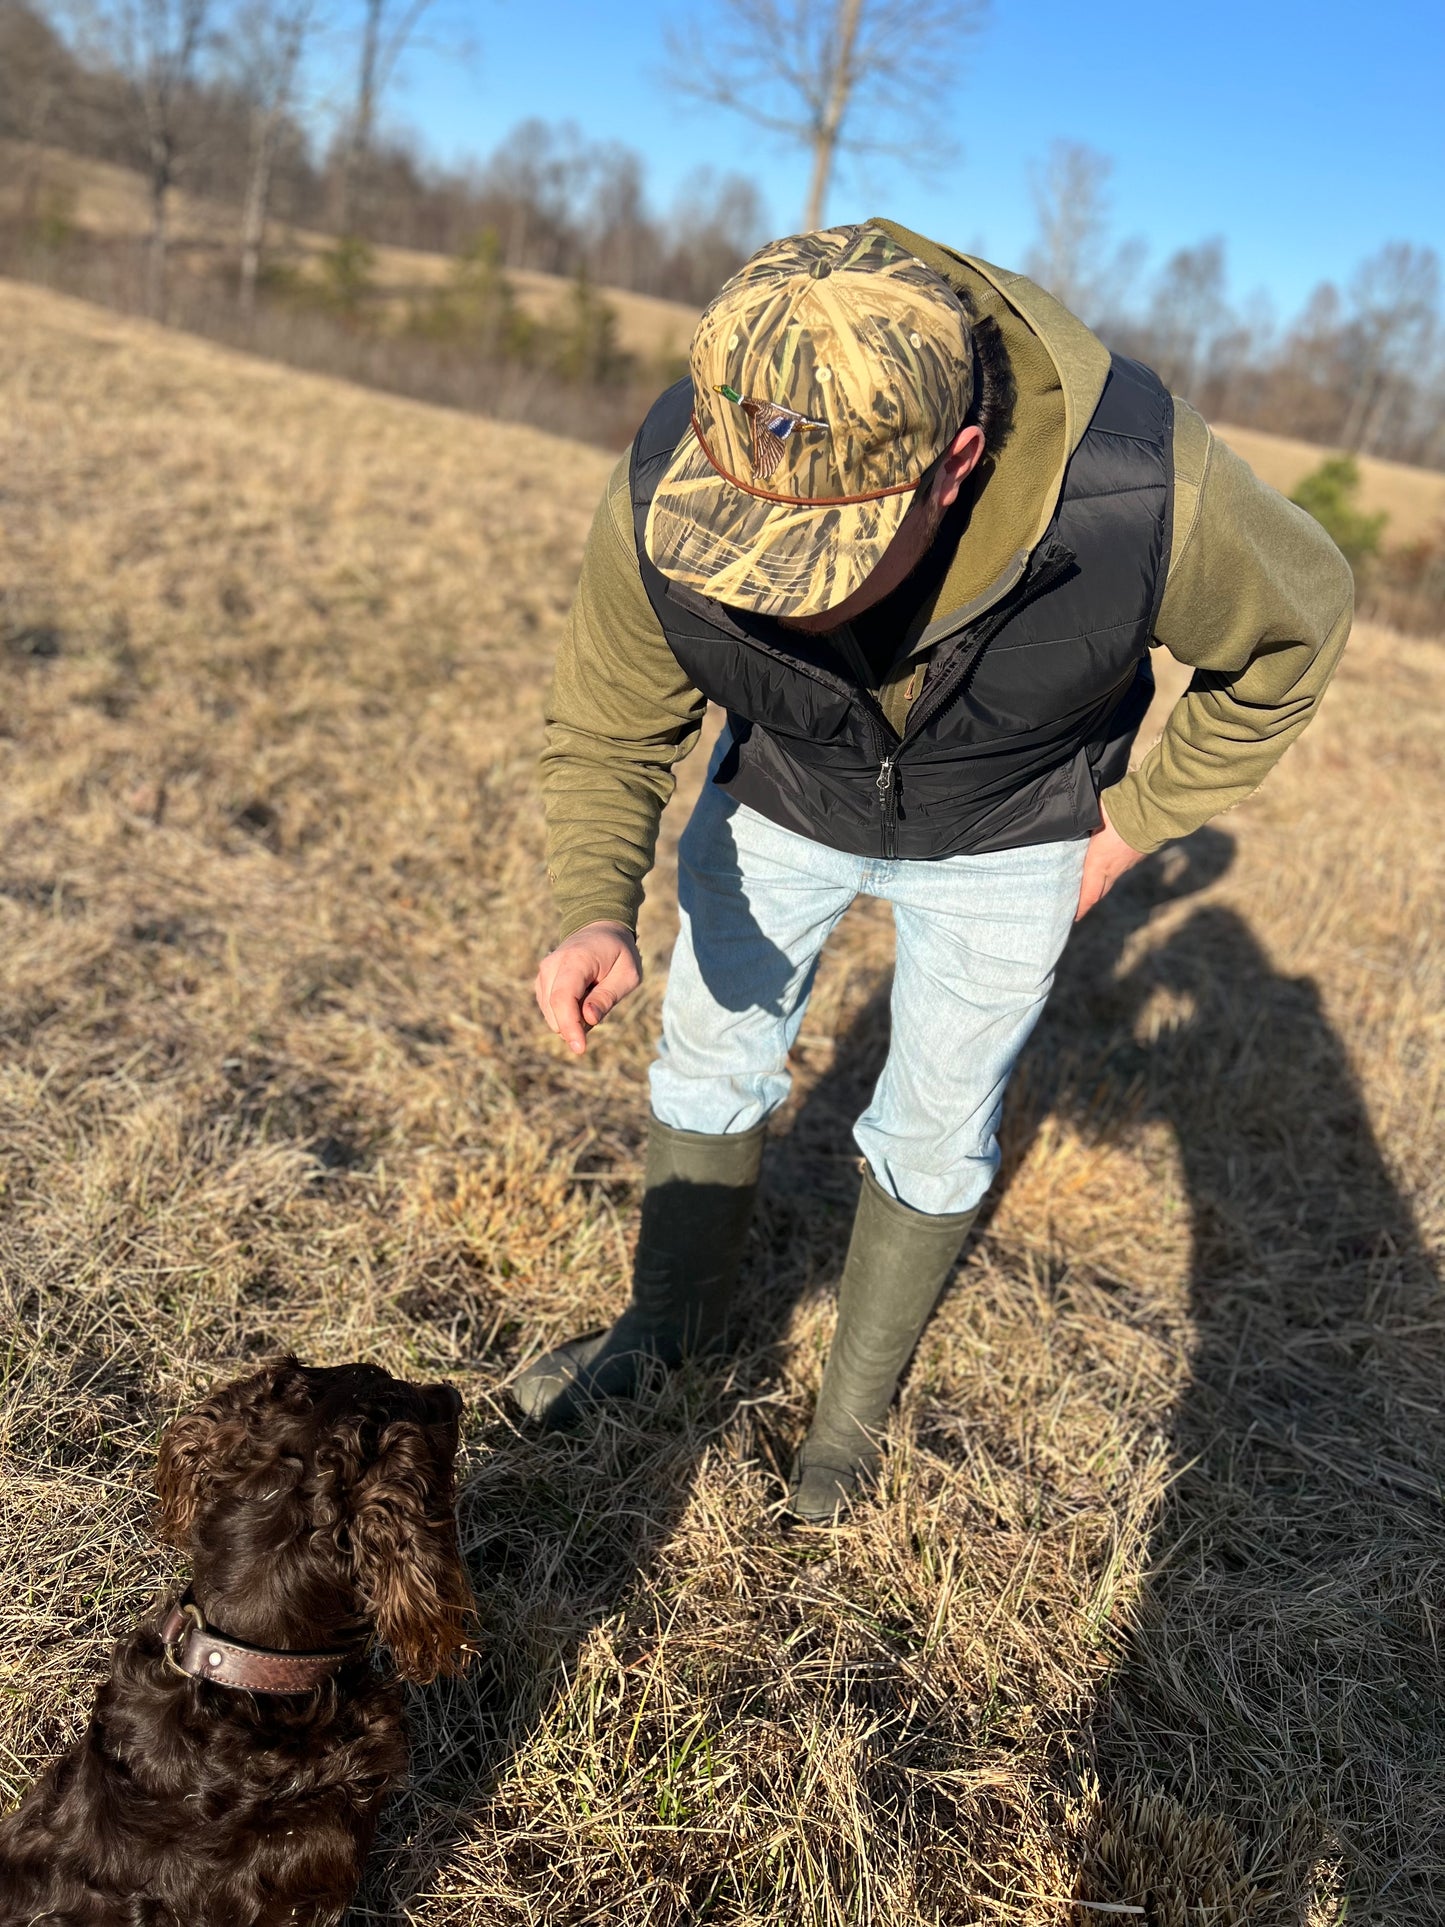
left=644, top=224, right=975, bottom=619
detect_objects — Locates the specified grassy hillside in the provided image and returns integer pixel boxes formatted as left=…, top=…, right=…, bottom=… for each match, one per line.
left=0, top=140, right=699, bottom=360
left=2, top=280, right=1442, bottom=1925
left=8, top=140, right=1445, bottom=547
left=1211, top=421, right=1445, bottom=547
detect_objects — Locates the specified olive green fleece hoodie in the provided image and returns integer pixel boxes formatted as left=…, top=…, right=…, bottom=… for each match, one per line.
left=541, top=220, right=1354, bottom=940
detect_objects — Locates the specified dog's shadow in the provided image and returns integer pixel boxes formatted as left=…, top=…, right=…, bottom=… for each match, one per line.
left=354, top=825, right=1444, bottom=1920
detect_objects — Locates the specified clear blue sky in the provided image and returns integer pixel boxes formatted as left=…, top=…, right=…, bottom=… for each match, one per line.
left=349, top=0, right=1445, bottom=320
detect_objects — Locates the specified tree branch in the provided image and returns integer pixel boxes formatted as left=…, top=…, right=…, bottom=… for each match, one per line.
left=662, top=0, right=987, bottom=228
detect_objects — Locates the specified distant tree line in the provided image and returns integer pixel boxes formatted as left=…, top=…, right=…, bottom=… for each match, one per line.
left=0, top=0, right=767, bottom=309
left=2, top=2, right=1443, bottom=474
left=1026, top=141, right=1445, bottom=472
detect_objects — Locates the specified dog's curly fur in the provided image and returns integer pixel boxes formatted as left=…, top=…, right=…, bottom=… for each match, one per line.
left=0, top=1356, right=474, bottom=1926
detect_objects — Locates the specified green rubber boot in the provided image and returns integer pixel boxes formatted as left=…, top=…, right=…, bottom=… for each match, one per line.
left=509, top=1114, right=766, bottom=1427
left=788, top=1169, right=978, bottom=1523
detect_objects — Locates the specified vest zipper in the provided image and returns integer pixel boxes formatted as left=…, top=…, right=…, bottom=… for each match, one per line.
left=870, top=546, right=1073, bottom=857
left=876, top=754, right=898, bottom=858
left=829, top=619, right=904, bottom=857
left=897, top=543, right=1077, bottom=750
left=697, top=545, right=1072, bottom=861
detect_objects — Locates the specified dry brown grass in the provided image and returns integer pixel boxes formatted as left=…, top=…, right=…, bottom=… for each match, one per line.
left=2, top=276, right=1442, bottom=1926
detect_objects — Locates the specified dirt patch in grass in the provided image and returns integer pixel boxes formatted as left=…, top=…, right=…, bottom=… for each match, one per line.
left=2, top=278, right=1442, bottom=1925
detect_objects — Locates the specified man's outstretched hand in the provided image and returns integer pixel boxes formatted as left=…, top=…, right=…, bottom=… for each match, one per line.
left=534, top=920, right=643, bottom=1055
left=1075, top=807, right=1147, bottom=921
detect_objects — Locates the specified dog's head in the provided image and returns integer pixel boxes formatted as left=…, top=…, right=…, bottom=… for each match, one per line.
left=155, top=1358, right=473, bottom=1683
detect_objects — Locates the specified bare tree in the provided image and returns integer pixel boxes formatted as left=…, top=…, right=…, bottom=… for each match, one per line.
left=1024, top=140, right=1142, bottom=325
left=585, top=143, right=653, bottom=292
left=334, top=0, right=434, bottom=235
left=666, top=166, right=767, bottom=302
left=665, top=0, right=987, bottom=234
left=480, top=118, right=594, bottom=272
left=1337, top=242, right=1440, bottom=455
left=105, top=0, right=214, bottom=316
left=1143, top=239, right=1232, bottom=397
left=230, top=0, right=317, bottom=317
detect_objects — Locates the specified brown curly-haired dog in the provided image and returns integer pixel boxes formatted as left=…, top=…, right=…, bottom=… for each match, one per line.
left=0, top=1356, right=475, bottom=1926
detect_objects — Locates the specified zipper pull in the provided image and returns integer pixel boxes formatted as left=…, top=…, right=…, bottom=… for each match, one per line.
left=876, top=754, right=899, bottom=858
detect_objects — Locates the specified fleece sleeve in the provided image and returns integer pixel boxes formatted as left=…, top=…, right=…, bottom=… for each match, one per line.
left=1102, top=400, right=1354, bottom=853
left=540, top=453, right=707, bottom=937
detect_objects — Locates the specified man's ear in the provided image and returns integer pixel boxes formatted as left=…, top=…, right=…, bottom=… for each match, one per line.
left=933, top=424, right=987, bottom=509
left=349, top=1421, right=475, bottom=1684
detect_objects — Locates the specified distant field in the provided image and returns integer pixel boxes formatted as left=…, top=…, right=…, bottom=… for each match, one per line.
left=1212, top=421, right=1445, bottom=547
left=0, top=140, right=699, bottom=361
left=2, top=279, right=1442, bottom=1924
left=7, top=139, right=1445, bottom=547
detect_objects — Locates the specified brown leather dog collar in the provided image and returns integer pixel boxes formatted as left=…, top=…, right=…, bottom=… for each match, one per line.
left=159, top=1593, right=351, bottom=1695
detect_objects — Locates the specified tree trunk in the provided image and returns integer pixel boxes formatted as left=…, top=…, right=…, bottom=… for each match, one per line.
left=1339, top=354, right=1384, bottom=453
left=19, top=77, right=56, bottom=228
left=338, top=0, right=383, bottom=235
left=803, top=0, right=864, bottom=231
left=505, top=201, right=528, bottom=269
left=147, top=136, right=172, bottom=320
left=239, top=109, right=277, bottom=321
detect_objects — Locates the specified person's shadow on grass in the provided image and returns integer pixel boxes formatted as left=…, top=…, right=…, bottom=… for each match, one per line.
left=1014, top=828, right=1445, bottom=1923
left=354, top=825, right=1443, bottom=1924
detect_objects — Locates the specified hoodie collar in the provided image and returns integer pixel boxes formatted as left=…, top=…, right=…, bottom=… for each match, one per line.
left=866, top=218, right=1113, bottom=642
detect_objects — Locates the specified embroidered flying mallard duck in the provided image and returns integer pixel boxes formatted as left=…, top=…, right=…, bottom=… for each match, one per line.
left=715, top=385, right=830, bottom=482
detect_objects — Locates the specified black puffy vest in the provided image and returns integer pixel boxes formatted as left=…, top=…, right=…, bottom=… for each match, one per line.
left=631, top=354, right=1174, bottom=859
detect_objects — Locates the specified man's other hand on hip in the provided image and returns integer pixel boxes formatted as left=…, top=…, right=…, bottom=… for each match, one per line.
left=535, top=921, right=643, bottom=1055
left=1075, top=806, right=1147, bottom=921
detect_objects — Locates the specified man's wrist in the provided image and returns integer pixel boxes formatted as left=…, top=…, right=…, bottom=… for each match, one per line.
left=1098, top=780, right=1162, bottom=855
left=557, top=912, right=638, bottom=944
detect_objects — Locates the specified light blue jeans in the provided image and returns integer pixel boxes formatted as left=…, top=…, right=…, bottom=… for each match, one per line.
left=649, top=740, right=1088, bottom=1217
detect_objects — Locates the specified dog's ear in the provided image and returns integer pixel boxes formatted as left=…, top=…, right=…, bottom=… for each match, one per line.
left=155, top=1357, right=308, bottom=1549
left=155, top=1404, right=218, bottom=1548
left=349, top=1420, right=474, bottom=1684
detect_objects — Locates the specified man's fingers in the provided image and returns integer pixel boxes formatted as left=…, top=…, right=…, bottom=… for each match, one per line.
left=551, top=989, right=590, bottom=1055
left=533, top=927, right=641, bottom=1054
left=1075, top=859, right=1123, bottom=922
left=539, top=955, right=598, bottom=1055
left=582, top=965, right=620, bottom=1025
left=533, top=962, right=562, bottom=1033
left=580, top=948, right=641, bottom=1029
left=1074, top=850, right=1103, bottom=922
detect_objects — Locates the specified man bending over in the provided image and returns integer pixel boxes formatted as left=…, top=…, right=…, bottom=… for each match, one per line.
left=514, top=223, right=1352, bottom=1522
